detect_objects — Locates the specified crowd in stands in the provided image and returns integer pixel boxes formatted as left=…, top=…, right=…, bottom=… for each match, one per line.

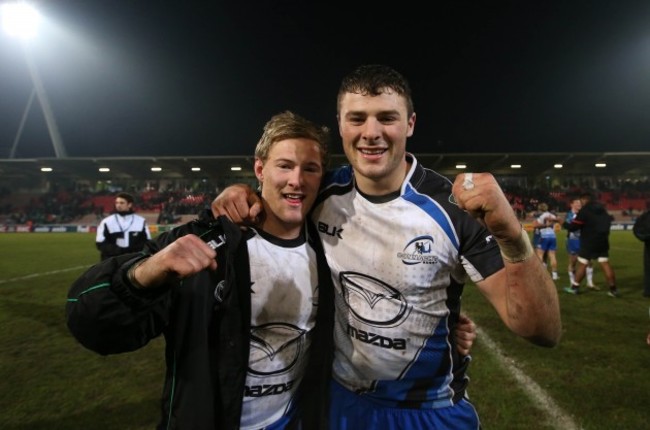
left=1, top=180, right=649, bottom=226
left=502, top=180, right=650, bottom=221
left=0, top=188, right=216, bottom=226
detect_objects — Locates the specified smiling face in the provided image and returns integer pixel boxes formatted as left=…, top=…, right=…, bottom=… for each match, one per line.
left=338, top=89, right=415, bottom=195
left=254, top=138, right=324, bottom=239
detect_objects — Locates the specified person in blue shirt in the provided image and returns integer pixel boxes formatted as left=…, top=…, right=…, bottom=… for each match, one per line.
left=563, top=196, right=595, bottom=288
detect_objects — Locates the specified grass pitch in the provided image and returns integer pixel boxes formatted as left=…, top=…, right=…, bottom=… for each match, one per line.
left=0, top=231, right=648, bottom=429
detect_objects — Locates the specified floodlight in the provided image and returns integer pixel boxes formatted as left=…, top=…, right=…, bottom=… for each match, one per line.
left=1, top=3, right=41, bottom=39
left=2, top=2, right=67, bottom=158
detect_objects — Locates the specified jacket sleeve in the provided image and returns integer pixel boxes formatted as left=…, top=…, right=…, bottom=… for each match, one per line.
left=95, top=240, right=122, bottom=258
left=66, top=226, right=189, bottom=355
left=633, top=211, right=650, bottom=242
left=95, top=220, right=120, bottom=256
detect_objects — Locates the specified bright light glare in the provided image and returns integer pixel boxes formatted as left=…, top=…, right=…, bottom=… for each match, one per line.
left=1, top=3, right=41, bottom=39
left=554, top=164, right=563, bottom=169
left=40, top=167, right=52, bottom=172
left=455, top=164, right=467, bottom=169
left=231, top=166, right=242, bottom=171
left=191, top=167, right=201, bottom=171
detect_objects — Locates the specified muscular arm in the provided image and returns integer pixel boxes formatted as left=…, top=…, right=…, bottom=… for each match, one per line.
left=452, top=173, right=562, bottom=347
left=211, top=184, right=262, bottom=225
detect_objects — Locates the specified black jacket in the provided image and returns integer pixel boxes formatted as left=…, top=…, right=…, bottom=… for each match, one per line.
left=568, top=200, right=613, bottom=250
left=66, top=211, right=334, bottom=430
left=633, top=210, right=650, bottom=242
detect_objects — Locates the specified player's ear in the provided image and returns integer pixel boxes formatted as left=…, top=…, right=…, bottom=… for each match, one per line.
left=254, top=159, right=264, bottom=182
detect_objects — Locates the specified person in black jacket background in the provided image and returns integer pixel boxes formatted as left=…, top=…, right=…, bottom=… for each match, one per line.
left=633, top=209, right=650, bottom=298
left=67, top=111, right=334, bottom=429
left=565, top=192, right=619, bottom=297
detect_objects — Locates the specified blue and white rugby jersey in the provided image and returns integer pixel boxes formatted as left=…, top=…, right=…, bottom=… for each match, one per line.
left=536, top=211, right=558, bottom=239
left=311, top=153, right=503, bottom=409
left=565, top=210, right=581, bottom=240
left=239, top=227, right=319, bottom=430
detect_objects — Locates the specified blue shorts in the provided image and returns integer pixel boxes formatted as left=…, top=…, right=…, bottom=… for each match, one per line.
left=566, top=238, right=580, bottom=255
left=536, top=237, right=557, bottom=252
left=328, top=379, right=481, bottom=430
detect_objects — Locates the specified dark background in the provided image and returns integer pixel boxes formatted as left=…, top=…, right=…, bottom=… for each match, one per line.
left=1, top=0, right=649, bottom=158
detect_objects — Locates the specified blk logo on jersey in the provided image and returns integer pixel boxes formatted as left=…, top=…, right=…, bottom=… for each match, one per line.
left=317, top=221, right=343, bottom=239
left=397, top=235, right=438, bottom=265
left=248, top=323, right=305, bottom=376
left=339, top=271, right=412, bottom=327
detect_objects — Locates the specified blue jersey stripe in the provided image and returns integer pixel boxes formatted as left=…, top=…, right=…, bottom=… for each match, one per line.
left=403, top=184, right=459, bottom=250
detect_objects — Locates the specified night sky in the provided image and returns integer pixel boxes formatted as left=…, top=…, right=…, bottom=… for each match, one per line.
left=1, top=0, right=649, bottom=158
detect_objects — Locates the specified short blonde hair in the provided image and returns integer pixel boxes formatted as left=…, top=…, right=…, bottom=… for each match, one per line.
left=254, top=111, right=330, bottom=168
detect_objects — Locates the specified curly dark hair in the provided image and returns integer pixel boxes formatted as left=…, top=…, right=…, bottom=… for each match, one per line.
left=337, top=64, right=414, bottom=117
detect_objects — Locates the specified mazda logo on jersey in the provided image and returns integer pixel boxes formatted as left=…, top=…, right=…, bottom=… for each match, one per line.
left=339, top=271, right=412, bottom=327
left=248, top=323, right=305, bottom=376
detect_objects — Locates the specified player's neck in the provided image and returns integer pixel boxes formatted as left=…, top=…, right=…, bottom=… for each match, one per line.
left=354, top=159, right=410, bottom=197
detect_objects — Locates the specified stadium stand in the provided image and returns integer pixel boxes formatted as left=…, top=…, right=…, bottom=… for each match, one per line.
left=1, top=152, right=648, bottom=228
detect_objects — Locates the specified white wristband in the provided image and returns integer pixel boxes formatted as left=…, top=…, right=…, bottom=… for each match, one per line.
left=499, top=228, right=534, bottom=263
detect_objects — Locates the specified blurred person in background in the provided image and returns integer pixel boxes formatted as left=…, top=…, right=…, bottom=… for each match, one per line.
left=532, top=202, right=560, bottom=280
left=563, top=196, right=595, bottom=288
left=632, top=208, right=650, bottom=298
left=565, top=192, right=618, bottom=297
left=95, top=192, right=151, bottom=261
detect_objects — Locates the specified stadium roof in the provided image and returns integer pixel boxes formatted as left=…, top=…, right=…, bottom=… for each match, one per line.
left=0, top=152, right=649, bottom=185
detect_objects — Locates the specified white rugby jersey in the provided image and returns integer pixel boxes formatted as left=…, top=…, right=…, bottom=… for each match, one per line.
left=240, top=227, right=319, bottom=429
left=312, top=153, right=503, bottom=409
left=536, top=211, right=558, bottom=239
